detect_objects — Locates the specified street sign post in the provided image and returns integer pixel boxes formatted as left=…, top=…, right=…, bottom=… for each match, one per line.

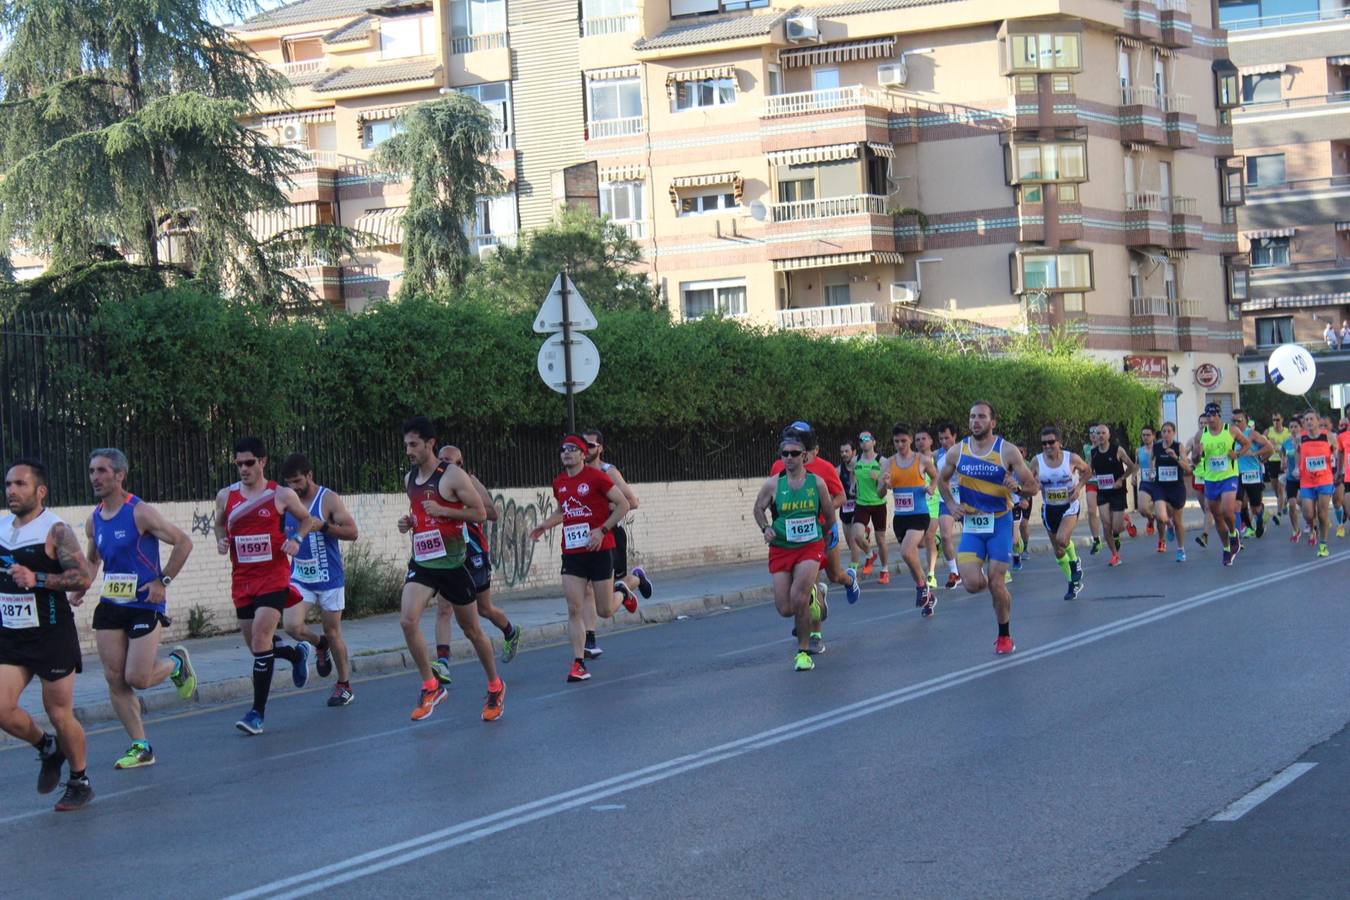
left=534, top=271, right=598, bottom=433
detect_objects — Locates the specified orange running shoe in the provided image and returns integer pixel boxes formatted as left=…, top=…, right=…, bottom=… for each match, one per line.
left=877, top=569, right=891, bottom=585
left=994, top=635, right=1015, bottom=655
left=482, top=680, right=506, bottom=722
left=861, top=559, right=874, bottom=576
left=411, top=685, right=447, bottom=721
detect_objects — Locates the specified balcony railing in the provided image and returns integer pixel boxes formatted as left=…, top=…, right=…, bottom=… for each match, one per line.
left=1119, top=85, right=1191, bottom=113
left=1156, top=0, right=1189, bottom=13
left=777, top=301, right=897, bottom=330
left=586, top=116, right=645, bottom=138
left=451, top=31, right=508, bottom=54
left=610, top=220, right=648, bottom=239
left=1222, top=5, right=1350, bottom=31
left=763, top=84, right=912, bottom=117
left=1247, top=174, right=1350, bottom=196
left=1124, top=191, right=1197, bottom=214
left=582, top=14, right=639, bottom=36
left=770, top=194, right=888, bottom=222
left=1131, top=295, right=1199, bottom=318
left=1251, top=256, right=1350, bottom=273
left=1237, top=90, right=1350, bottom=113
left=279, top=59, right=323, bottom=78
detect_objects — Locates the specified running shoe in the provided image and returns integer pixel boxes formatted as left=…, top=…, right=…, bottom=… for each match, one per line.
left=926, top=573, right=937, bottom=589
left=411, top=686, right=447, bottom=720
left=315, top=636, right=332, bottom=678
left=1222, top=548, right=1233, bottom=567
left=1338, top=525, right=1346, bottom=539
left=844, top=568, right=860, bottom=605
left=632, top=566, right=654, bottom=599
left=54, top=777, right=93, bottom=812
left=1241, top=526, right=1256, bottom=539
left=617, top=582, right=638, bottom=614
left=1290, top=531, right=1301, bottom=544
left=1010, top=556, right=1022, bottom=572
left=36, top=735, right=64, bottom=795
left=501, top=625, right=521, bottom=663
left=1230, top=537, right=1242, bottom=561
left=877, top=569, right=891, bottom=585
left=946, top=572, right=961, bottom=589
left=1272, top=514, right=1281, bottom=526
left=1125, top=517, right=1137, bottom=538
left=1063, top=581, right=1076, bottom=601
left=794, top=650, right=814, bottom=672
left=914, top=585, right=927, bottom=608
left=1308, top=532, right=1317, bottom=546
left=1108, top=551, right=1121, bottom=568
left=1156, top=539, right=1166, bottom=553
left=327, top=683, right=354, bottom=707
left=584, top=633, right=603, bottom=659
left=482, top=681, right=505, bottom=722
left=291, top=641, right=312, bottom=689
left=113, top=741, right=154, bottom=770
left=168, top=646, right=196, bottom=700
left=1072, top=578, right=1085, bottom=599
left=567, top=660, right=590, bottom=682
left=921, top=589, right=937, bottom=618
left=1090, top=538, right=1102, bottom=555
left=807, top=633, right=826, bottom=655
left=1146, top=522, right=1155, bottom=536
left=861, top=555, right=875, bottom=576
left=235, top=709, right=264, bottom=735
left=1195, top=533, right=1208, bottom=549
left=994, top=635, right=1015, bottom=655
left=431, top=657, right=453, bottom=685
left=810, top=587, right=829, bottom=624
left=1114, top=535, right=1122, bottom=552
left=1004, top=570, right=1013, bottom=583
left=1175, top=549, right=1186, bottom=563
left=1255, top=516, right=1266, bottom=539
left=1317, top=542, right=1330, bottom=558
left=1166, top=526, right=1175, bottom=543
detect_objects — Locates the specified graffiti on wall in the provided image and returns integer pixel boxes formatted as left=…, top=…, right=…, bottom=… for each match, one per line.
left=489, top=491, right=555, bottom=587
left=191, top=511, right=214, bottom=537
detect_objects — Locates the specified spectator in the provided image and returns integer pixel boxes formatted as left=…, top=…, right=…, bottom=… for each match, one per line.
left=1341, top=320, right=1350, bottom=349
left=1324, top=321, right=1339, bottom=350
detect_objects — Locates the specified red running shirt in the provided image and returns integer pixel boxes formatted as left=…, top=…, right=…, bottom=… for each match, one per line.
left=225, top=481, right=291, bottom=600
left=552, top=467, right=616, bottom=555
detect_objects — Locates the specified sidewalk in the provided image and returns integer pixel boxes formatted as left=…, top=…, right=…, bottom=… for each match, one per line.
left=15, top=508, right=1210, bottom=730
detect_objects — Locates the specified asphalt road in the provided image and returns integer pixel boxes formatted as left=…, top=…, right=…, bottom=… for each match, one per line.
left=4, top=534, right=1348, bottom=899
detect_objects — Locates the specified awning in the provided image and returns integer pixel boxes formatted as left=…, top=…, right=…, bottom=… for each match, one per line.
left=1240, top=62, right=1287, bottom=75
left=1243, top=227, right=1295, bottom=239
left=357, top=104, right=416, bottom=123
left=599, top=164, right=646, bottom=182
left=1337, top=221, right=1350, bottom=232
left=866, top=141, right=895, bottom=159
left=1116, top=36, right=1145, bottom=49
left=588, top=65, right=640, bottom=81
left=246, top=202, right=320, bottom=241
left=1131, top=249, right=1170, bottom=267
left=666, top=65, right=735, bottom=87
left=766, top=143, right=859, bottom=166
left=352, top=206, right=406, bottom=246
left=1125, top=142, right=1150, bottom=154
left=1154, top=46, right=1175, bottom=59
left=668, top=173, right=743, bottom=208
left=773, top=251, right=904, bottom=272
left=780, top=37, right=895, bottom=68
left=259, top=109, right=335, bottom=127
left=1330, top=56, right=1350, bottom=66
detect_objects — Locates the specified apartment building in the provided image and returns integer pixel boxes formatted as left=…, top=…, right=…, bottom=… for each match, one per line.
left=236, top=0, right=1245, bottom=423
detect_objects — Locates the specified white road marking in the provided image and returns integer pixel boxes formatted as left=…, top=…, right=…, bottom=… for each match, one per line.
left=1210, top=762, right=1318, bottom=822
left=590, top=804, right=626, bottom=811
left=228, top=551, right=1349, bottom=900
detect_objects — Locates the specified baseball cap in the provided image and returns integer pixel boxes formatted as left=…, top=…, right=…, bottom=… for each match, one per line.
left=1204, top=402, right=1221, bottom=416
left=859, top=431, right=875, bottom=443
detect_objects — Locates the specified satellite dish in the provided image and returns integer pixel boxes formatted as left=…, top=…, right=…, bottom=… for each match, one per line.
left=748, top=201, right=767, bottom=222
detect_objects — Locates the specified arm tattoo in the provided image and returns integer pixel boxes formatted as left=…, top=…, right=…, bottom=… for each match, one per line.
left=47, top=524, right=94, bottom=592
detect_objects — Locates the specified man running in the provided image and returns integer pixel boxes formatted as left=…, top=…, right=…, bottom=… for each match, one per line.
left=1232, top=409, right=1275, bottom=538
left=1090, top=424, right=1137, bottom=567
left=1032, top=428, right=1091, bottom=600
left=878, top=425, right=942, bottom=615
left=1134, top=426, right=1158, bottom=546
left=1190, top=404, right=1251, bottom=566
left=279, top=453, right=359, bottom=708
left=836, top=440, right=862, bottom=570
left=1282, top=419, right=1306, bottom=543
left=915, top=428, right=941, bottom=591
left=1265, top=413, right=1291, bottom=524
left=1190, top=413, right=1216, bottom=549
left=215, top=437, right=322, bottom=735
left=1338, top=406, right=1350, bottom=537
left=851, top=431, right=889, bottom=584
left=397, top=418, right=503, bottom=720
left=72, top=449, right=197, bottom=769
left=934, top=422, right=962, bottom=587
left=429, top=445, right=523, bottom=682
left=0, top=459, right=96, bottom=810
left=753, top=431, right=835, bottom=672
left=1297, top=411, right=1335, bottom=557
left=1149, top=423, right=1192, bottom=562
left=579, top=429, right=651, bottom=658
left=937, top=402, right=1039, bottom=654
left=1082, top=428, right=1104, bottom=554
left=529, top=434, right=630, bottom=682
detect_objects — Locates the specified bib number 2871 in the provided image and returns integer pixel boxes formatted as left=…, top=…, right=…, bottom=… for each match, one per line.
left=0, top=593, right=38, bottom=629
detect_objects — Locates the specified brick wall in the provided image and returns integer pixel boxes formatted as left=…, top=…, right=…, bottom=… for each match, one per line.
left=49, top=477, right=765, bottom=651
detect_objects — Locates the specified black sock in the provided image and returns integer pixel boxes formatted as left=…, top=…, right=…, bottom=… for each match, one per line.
left=252, top=651, right=275, bottom=715
left=317, top=635, right=329, bottom=653
left=69, top=768, right=87, bottom=782
left=585, top=630, right=596, bottom=643
left=436, top=643, right=450, bottom=659
left=998, top=622, right=1011, bottom=637
left=272, top=643, right=299, bottom=664
left=498, top=621, right=513, bottom=637
left=574, top=657, right=584, bottom=666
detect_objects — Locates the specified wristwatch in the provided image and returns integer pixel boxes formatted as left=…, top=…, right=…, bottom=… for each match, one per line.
left=160, top=575, right=173, bottom=587
left=601, top=525, right=611, bottom=535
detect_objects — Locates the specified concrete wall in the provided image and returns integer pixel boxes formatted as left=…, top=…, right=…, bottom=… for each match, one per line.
left=50, top=477, right=764, bottom=652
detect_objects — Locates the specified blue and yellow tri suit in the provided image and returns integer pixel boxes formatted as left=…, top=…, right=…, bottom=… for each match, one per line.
left=953, top=436, right=1015, bottom=564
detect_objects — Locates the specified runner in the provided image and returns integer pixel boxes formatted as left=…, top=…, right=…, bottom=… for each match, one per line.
left=1149, top=423, right=1192, bottom=562
left=937, top=402, right=1039, bottom=654
left=397, top=418, right=504, bottom=720
left=279, top=453, right=359, bottom=708
left=752, top=431, right=834, bottom=671
left=1338, top=406, right=1350, bottom=538
left=1265, top=412, right=1291, bottom=525
left=429, top=445, right=523, bottom=681
left=1032, top=428, right=1090, bottom=600
left=851, top=431, right=889, bottom=584
left=915, top=428, right=941, bottom=590
left=1010, top=445, right=1033, bottom=573
left=0, top=459, right=97, bottom=810
left=836, top=440, right=862, bottom=571
left=528, top=433, right=631, bottom=682
left=1282, top=419, right=1305, bottom=542
left=578, top=429, right=650, bottom=659
left=1191, top=414, right=1216, bottom=549
left=878, top=425, right=942, bottom=616
left=1134, top=426, right=1158, bottom=547
left=1231, top=409, right=1275, bottom=539
left=1082, top=428, right=1104, bottom=554
left=72, top=449, right=196, bottom=769
left=1297, top=411, right=1335, bottom=557
left=934, top=423, right=962, bottom=587
left=214, top=437, right=322, bottom=735
left=1189, top=405, right=1251, bottom=567
left=1089, top=424, right=1138, bottom=567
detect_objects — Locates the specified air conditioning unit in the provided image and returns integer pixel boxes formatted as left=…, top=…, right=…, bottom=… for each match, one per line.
left=477, top=242, right=499, bottom=259
left=891, top=281, right=920, bottom=304
left=878, top=61, right=908, bottom=86
left=785, top=16, right=819, bottom=42
left=281, top=123, right=308, bottom=145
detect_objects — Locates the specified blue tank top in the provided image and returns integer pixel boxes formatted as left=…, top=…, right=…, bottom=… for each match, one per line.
left=1238, top=427, right=1262, bottom=474
left=93, top=496, right=164, bottom=612
left=955, top=437, right=1012, bottom=516
left=1138, top=445, right=1153, bottom=483
left=286, top=487, right=344, bottom=590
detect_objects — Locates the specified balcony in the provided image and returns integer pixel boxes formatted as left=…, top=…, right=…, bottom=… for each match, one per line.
left=610, top=220, right=648, bottom=239
left=1130, top=295, right=1200, bottom=318
left=760, top=85, right=921, bottom=150
left=1157, top=0, right=1193, bottom=49
left=769, top=194, right=888, bottom=223
left=1124, top=192, right=1199, bottom=249
left=1222, top=5, right=1350, bottom=30
left=451, top=32, right=508, bottom=54
left=1125, top=192, right=1197, bottom=215
left=586, top=116, right=645, bottom=139
left=776, top=301, right=900, bottom=333
left=1235, top=92, right=1350, bottom=146
left=279, top=60, right=323, bottom=78
left=1243, top=174, right=1350, bottom=229
left=1119, top=86, right=1192, bottom=146
left=1130, top=295, right=1203, bottom=352
left=582, top=14, right=638, bottom=37
left=1248, top=257, right=1350, bottom=303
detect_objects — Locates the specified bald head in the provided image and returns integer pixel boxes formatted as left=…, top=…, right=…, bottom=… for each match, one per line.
left=437, top=444, right=463, bottom=467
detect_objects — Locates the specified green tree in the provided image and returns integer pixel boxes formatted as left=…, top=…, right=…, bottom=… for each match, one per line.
left=0, top=0, right=355, bottom=309
left=374, top=93, right=505, bottom=296
left=469, top=205, right=658, bottom=313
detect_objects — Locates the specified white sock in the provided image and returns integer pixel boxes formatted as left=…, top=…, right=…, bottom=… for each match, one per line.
left=947, top=559, right=958, bottom=574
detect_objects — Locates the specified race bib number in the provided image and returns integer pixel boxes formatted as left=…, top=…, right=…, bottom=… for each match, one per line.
left=894, top=492, right=916, bottom=514
left=0, top=593, right=38, bottom=629
left=842, top=500, right=856, bottom=514
left=563, top=523, right=592, bottom=550
left=1306, top=456, right=1328, bottom=472
left=293, top=557, right=322, bottom=583
left=102, top=573, right=139, bottom=603
left=965, top=513, right=995, bottom=534
left=1240, top=469, right=1261, bottom=484
left=1145, top=467, right=1157, bottom=482
left=1095, top=474, right=1116, bottom=490
left=1208, top=457, right=1229, bottom=473
left=234, top=534, right=273, bottom=564
left=1045, top=488, right=1070, bottom=505
left=1157, top=465, right=1179, bottom=482
left=413, top=529, right=447, bottom=562
left=784, top=517, right=818, bottom=543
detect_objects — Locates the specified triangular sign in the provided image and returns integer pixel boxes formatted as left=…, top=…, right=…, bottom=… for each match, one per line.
left=533, top=273, right=598, bottom=333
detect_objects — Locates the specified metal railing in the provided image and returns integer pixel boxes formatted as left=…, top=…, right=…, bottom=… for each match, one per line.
left=1124, top=191, right=1197, bottom=214
left=1130, top=295, right=1200, bottom=318
left=1119, top=85, right=1191, bottom=113
left=279, top=59, right=323, bottom=77
left=451, top=31, right=508, bottom=54
left=582, top=14, right=639, bottom=36
left=769, top=194, right=888, bottom=222
left=1246, top=173, right=1350, bottom=195
left=610, top=220, right=648, bottom=239
left=776, top=301, right=897, bottom=330
left=1250, top=256, right=1350, bottom=272
left=1156, top=0, right=1189, bottom=14
left=1222, top=5, right=1350, bottom=31
left=1237, top=90, right=1350, bottom=113
left=762, top=84, right=900, bottom=117
left=586, top=115, right=645, bottom=138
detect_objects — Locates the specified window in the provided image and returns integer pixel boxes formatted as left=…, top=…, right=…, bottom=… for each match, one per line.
left=380, top=14, right=435, bottom=59
left=1226, top=258, right=1250, bottom=302
left=671, top=0, right=767, bottom=15
left=1220, top=157, right=1245, bottom=206
left=584, top=0, right=637, bottom=17
left=1256, top=316, right=1294, bottom=347
left=600, top=180, right=644, bottom=223
left=1017, top=252, right=1093, bottom=291
left=451, top=0, right=506, bottom=37
left=680, top=190, right=737, bottom=215
left=1018, top=185, right=1044, bottom=203
left=673, top=77, right=736, bottom=111
left=1242, top=73, right=1282, bottom=103
left=778, top=179, right=815, bottom=203
left=1058, top=183, right=1078, bottom=202
left=1246, top=154, right=1285, bottom=187
left=588, top=78, right=642, bottom=121
left=1008, top=33, right=1081, bottom=72
left=1163, top=262, right=1178, bottom=300
left=681, top=279, right=748, bottom=319
left=1129, top=260, right=1142, bottom=298
left=1214, top=59, right=1240, bottom=110
left=361, top=119, right=401, bottom=148
left=457, top=82, right=511, bottom=137
left=812, top=67, right=840, bottom=92
left=283, top=37, right=323, bottom=62
left=767, top=64, right=782, bottom=96
left=473, top=197, right=492, bottom=239
left=1007, top=142, right=1088, bottom=183
left=825, top=283, right=851, bottom=306
left=1250, top=237, right=1290, bottom=267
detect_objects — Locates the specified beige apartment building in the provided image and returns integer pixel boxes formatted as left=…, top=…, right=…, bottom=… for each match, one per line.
left=233, top=0, right=1246, bottom=425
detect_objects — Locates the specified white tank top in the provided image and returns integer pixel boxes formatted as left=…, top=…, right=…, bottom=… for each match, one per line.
left=1035, top=452, right=1077, bottom=506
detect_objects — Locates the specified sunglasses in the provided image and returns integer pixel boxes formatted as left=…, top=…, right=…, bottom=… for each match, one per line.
left=585, top=441, right=599, bottom=448
left=780, top=449, right=803, bottom=458
left=560, top=445, right=582, bottom=453
left=1041, top=439, right=1057, bottom=446
left=235, top=459, right=259, bottom=468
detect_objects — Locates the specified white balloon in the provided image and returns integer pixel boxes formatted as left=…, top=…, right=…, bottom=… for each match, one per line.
left=1267, top=343, right=1317, bottom=396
